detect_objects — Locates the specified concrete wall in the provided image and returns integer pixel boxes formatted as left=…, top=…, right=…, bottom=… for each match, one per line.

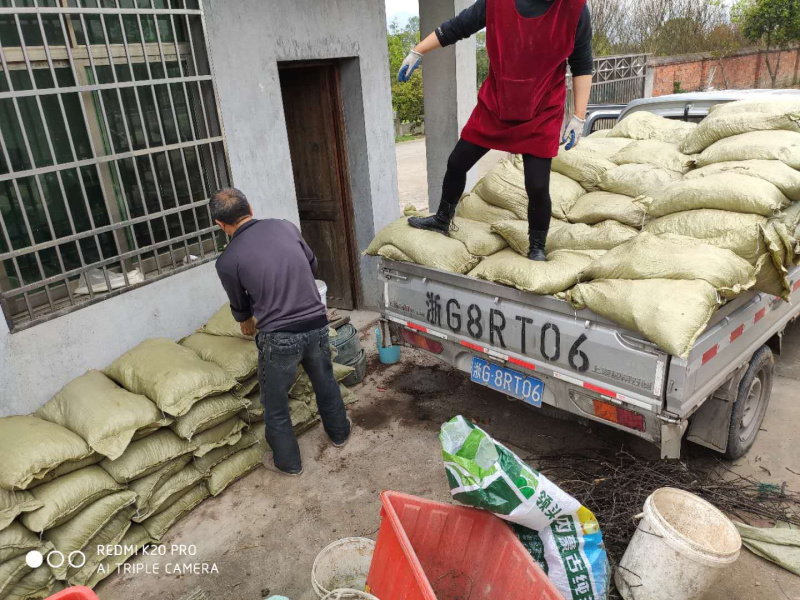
left=0, top=0, right=397, bottom=415
left=203, top=0, right=399, bottom=308
left=648, top=47, right=800, bottom=97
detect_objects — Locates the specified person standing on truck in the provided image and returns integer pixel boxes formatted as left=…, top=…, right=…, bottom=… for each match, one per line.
left=211, top=188, right=351, bottom=477
left=399, top=0, right=593, bottom=261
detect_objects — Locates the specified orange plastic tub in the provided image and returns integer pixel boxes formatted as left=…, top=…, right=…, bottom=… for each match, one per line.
left=47, top=587, right=99, bottom=600
left=366, top=491, right=564, bottom=600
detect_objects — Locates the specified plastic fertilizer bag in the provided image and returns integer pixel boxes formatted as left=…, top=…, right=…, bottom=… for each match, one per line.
left=610, top=139, right=696, bottom=174
left=696, top=130, right=800, bottom=169
left=567, top=192, right=649, bottom=228
left=141, top=484, right=209, bottom=541
left=0, top=490, right=41, bottom=531
left=100, top=429, right=194, bottom=484
left=440, top=416, right=610, bottom=600
left=132, top=464, right=205, bottom=522
left=681, top=100, right=800, bottom=154
left=469, top=248, right=604, bottom=295
left=365, top=215, right=480, bottom=274
left=606, top=111, right=696, bottom=144
left=684, top=160, right=800, bottom=202
left=567, top=279, right=721, bottom=359
left=581, top=233, right=756, bottom=299
left=456, top=193, right=517, bottom=224
left=180, top=333, right=258, bottom=382
left=128, top=456, right=191, bottom=514
left=35, top=370, right=164, bottom=461
left=103, top=338, right=238, bottom=418
left=206, top=445, right=263, bottom=496
left=170, top=393, right=249, bottom=441
left=598, top=164, right=683, bottom=198
left=191, top=417, right=248, bottom=457
left=198, top=303, right=255, bottom=340
left=647, top=173, right=790, bottom=218
left=551, top=146, right=617, bottom=191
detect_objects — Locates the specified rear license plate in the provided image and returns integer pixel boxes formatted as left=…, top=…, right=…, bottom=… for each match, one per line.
left=470, top=357, right=544, bottom=408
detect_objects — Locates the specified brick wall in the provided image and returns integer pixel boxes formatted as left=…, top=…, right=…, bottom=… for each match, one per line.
left=648, top=47, right=800, bottom=96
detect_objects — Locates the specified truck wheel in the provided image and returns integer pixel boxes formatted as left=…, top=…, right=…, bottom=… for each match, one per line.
left=725, top=345, right=774, bottom=460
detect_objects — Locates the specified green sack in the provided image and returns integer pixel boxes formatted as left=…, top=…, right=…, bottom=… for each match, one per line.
left=581, top=233, right=756, bottom=299
left=489, top=219, right=567, bottom=255
left=3, top=564, right=54, bottom=600
left=547, top=220, right=638, bottom=254
left=206, top=446, right=262, bottom=497
left=681, top=101, right=800, bottom=154
left=233, top=375, right=259, bottom=399
left=611, top=139, right=696, bottom=173
left=365, top=216, right=480, bottom=274
left=133, top=465, right=205, bottom=523
left=26, top=454, right=105, bottom=490
left=576, top=137, right=635, bottom=157
left=290, top=363, right=354, bottom=400
left=598, top=164, right=683, bottom=198
left=100, top=429, right=194, bottom=484
left=0, top=416, right=93, bottom=491
left=43, top=490, right=136, bottom=580
left=170, top=393, right=249, bottom=441
left=450, top=218, right=509, bottom=256
left=104, top=338, right=238, bottom=418
left=192, top=418, right=248, bottom=457
left=734, top=521, right=800, bottom=577
left=0, top=555, right=31, bottom=598
left=21, top=466, right=125, bottom=533
left=469, top=249, right=604, bottom=295
left=198, top=303, right=255, bottom=340
left=551, top=146, right=617, bottom=191
left=455, top=193, right=517, bottom=224
left=0, top=490, right=41, bottom=532
left=0, top=523, right=40, bottom=563
left=374, top=244, right=414, bottom=263
left=696, top=130, right=800, bottom=169
left=648, top=174, right=790, bottom=218
left=567, top=279, right=720, bottom=359
left=141, top=484, right=209, bottom=541
left=68, top=507, right=133, bottom=586
left=644, top=209, right=768, bottom=264
left=85, top=524, right=152, bottom=588
left=684, top=160, right=800, bottom=202
left=180, top=333, right=258, bottom=382
left=607, top=110, right=697, bottom=144
left=35, top=371, right=164, bottom=461
left=567, top=192, right=649, bottom=228
left=128, top=456, right=192, bottom=513
left=193, top=432, right=259, bottom=477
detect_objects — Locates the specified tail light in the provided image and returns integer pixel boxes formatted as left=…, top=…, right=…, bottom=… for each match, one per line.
left=593, top=399, right=646, bottom=432
left=401, top=329, right=443, bottom=354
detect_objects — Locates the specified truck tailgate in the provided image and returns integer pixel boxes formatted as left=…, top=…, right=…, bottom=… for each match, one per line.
left=382, top=260, right=669, bottom=414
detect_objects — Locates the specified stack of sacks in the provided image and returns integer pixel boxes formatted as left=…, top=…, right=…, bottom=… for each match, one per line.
left=645, top=99, right=800, bottom=300
left=567, top=233, right=757, bottom=359
left=181, top=332, right=259, bottom=398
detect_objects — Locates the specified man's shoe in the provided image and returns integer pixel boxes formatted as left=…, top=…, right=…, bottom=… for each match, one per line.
left=527, top=229, right=548, bottom=262
left=332, top=419, right=353, bottom=448
left=262, top=455, right=303, bottom=477
left=408, top=201, right=457, bottom=235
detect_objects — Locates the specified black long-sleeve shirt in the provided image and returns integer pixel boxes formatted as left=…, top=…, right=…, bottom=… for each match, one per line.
left=435, top=0, right=593, bottom=76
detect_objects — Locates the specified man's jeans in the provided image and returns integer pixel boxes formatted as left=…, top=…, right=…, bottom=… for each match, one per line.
left=256, top=326, right=350, bottom=472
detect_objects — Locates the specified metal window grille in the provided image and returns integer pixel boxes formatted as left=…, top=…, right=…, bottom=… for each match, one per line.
left=0, top=0, right=230, bottom=332
left=566, top=53, right=650, bottom=119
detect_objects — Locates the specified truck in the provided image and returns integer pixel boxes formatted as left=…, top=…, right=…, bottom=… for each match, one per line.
left=380, top=90, right=800, bottom=460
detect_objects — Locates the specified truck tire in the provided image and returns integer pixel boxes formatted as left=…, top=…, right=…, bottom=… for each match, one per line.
left=725, top=345, right=774, bottom=460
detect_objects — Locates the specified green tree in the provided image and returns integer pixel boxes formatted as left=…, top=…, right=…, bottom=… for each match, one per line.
left=476, top=31, right=490, bottom=87
left=733, top=0, right=800, bottom=87
left=387, top=17, right=424, bottom=123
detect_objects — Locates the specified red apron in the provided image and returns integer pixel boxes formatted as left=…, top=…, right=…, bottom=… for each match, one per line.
left=461, top=0, right=586, bottom=158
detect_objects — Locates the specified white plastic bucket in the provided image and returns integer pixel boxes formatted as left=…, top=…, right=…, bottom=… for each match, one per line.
left=316, top=280, right=328, bottom=308
left=616, top=487, right=741, bottom=600
left=312, top=538, right=375, bottom=599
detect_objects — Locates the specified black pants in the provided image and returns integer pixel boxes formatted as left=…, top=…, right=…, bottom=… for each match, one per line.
left=256, top=326, right=350, bottom=472
left=442, top=138, right=552, bottom=231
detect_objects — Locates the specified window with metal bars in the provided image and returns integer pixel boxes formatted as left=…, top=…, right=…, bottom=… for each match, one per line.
left=0, top=0, right=230, bottom=332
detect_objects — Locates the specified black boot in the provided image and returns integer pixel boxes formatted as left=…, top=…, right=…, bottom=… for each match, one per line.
left=408, top=201, right=457, bottom=235
left=527, top=230, right=548, bottom=262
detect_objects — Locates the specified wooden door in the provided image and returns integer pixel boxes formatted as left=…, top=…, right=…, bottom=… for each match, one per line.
left=279, top=63, right=357, bottom=310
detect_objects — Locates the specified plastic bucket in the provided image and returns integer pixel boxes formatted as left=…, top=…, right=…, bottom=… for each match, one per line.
left=312, top=538, right=376, bottom=599
left=316, top=280, right=328, bottom=308
left=616, top=487, right=741, bottom=600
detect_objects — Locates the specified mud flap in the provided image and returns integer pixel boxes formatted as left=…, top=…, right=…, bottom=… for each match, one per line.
left=660, top=420, right=689, bottom=459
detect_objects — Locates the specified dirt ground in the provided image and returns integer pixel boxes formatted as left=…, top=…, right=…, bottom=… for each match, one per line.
left=97, top=315, right=800, bottom=600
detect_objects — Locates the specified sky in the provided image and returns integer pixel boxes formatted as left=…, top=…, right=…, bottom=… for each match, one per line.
left=385, top=0, right=418, bottom=27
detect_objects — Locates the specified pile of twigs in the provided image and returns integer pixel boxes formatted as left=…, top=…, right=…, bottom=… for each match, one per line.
left=528, top=447, right=800, bottom=563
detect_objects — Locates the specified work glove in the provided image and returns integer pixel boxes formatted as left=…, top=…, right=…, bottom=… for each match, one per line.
left=562, top=115, right=586, bottom=150
left=398, top=50, right=423, bottom=83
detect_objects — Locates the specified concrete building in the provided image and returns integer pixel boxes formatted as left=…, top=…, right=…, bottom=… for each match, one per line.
left=0, top=0, right=399, bottom=414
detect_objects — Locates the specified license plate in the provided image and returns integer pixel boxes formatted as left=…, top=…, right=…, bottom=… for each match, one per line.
left=470, top=357, right=544, bottom=407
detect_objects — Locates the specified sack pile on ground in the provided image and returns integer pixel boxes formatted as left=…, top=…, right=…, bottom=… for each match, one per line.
left=0, top=305, right=356, bottom=597
left=367, top=100, right=800, bottom=359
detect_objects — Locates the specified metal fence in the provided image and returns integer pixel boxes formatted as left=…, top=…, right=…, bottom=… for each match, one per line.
left=0, top=0, right=230, bottom=332
left=567, top=53, right=649, bottom=120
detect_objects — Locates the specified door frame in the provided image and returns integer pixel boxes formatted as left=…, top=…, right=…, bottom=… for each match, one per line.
left=278, top=59, right=361, bottom=309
